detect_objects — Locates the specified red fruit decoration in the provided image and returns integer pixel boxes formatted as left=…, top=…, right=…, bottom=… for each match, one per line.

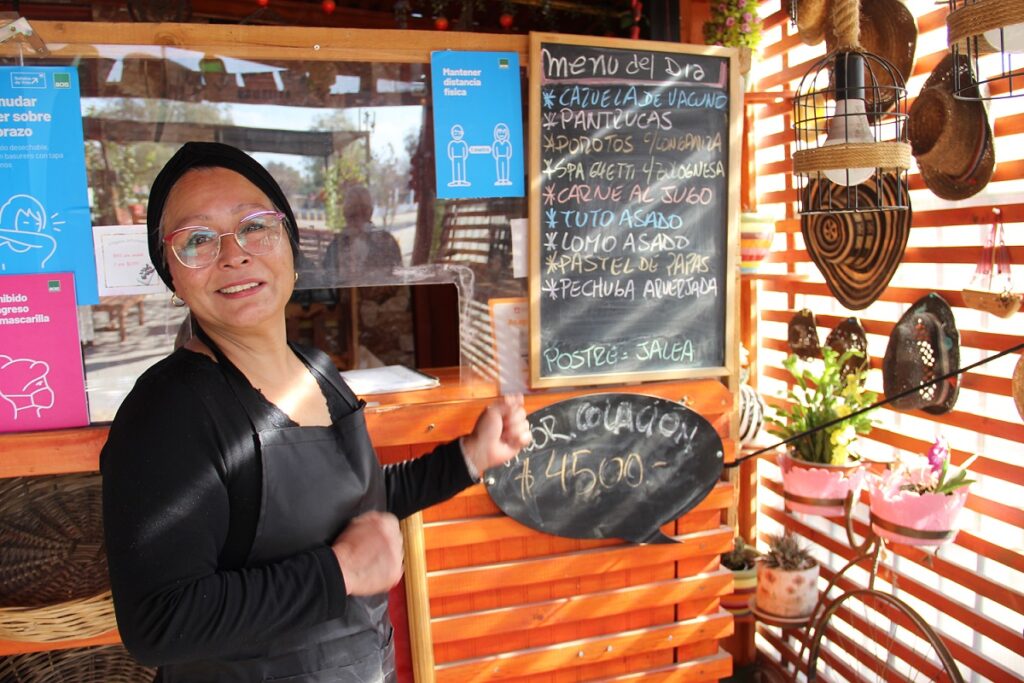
left=257, top=0, right=269, bottom=7
left=322, top=0, right=335, bottom=14
left=434, top=16, right=449, bottom=30
left=499, top=12, right=513, bottom=29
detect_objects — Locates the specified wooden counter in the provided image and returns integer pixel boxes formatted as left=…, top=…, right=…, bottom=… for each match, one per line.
left=0, top=370, right=737, bottom=680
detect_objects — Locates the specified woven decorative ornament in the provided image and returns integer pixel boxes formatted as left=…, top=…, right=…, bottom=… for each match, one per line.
left=824, top=316, right=869, bottom=380
left=802, top=173, right=911, bottom=310
left=882, top=293, right=961, bottom=414
left=738, top=383, right=766, bottom=446
left=1013, top=355, right=1024, bottom=422
left=908, top=52, right=995, bottom=201
left=788, top=308, right=821, bottom=359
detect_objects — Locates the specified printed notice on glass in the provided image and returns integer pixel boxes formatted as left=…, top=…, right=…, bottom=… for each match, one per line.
left=431, top=51, right=525, bottom=200
left=0, top=272, right=88, bottom=433
left=528, top=34, right=741, bottom=387
left=0, top=67, right=97, bottom=304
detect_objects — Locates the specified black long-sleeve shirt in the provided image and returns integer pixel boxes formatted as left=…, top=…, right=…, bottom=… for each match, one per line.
left=101, top=347, right=473, bottom=667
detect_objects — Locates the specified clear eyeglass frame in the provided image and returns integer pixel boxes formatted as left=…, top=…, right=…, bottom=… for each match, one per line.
left=163, top=210, right=286, bottom=268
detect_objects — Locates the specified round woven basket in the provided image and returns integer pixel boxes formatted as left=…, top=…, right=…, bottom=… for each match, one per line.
left=0, top=644, right=154, bottom=682
left=0, top=474, right=107, bottom=607
left=0, top=474, right=117, bottom=642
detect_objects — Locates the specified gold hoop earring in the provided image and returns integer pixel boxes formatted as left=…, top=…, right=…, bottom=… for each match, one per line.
left=293, top=271, right=299, bottom=283
left=171, top=293, right=187, bottom=307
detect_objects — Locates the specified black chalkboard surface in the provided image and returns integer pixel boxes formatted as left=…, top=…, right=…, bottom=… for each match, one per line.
left=529, top=34, right=740, bottom=387
left=484, top=393, right=724, bottom=544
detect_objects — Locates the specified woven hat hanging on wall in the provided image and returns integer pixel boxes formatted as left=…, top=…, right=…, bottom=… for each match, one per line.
left=790, top=0, right=829, bottom=45
left=824, top=316, right=869, bottom=379
left=824, top=0, right=917, bottom=117
left=801, top=172, right=911, bottom=310
left=788, top=308, right=822, bottom=359
left=908, top=52, right=995, bottom=200
left=882, top=293, right=961, bottom=415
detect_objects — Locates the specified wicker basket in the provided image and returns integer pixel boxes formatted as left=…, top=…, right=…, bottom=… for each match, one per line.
left=0, top=475, right=108, bottom=607
left=0, top=474, right=116, bottom=642
left=0, top=644, right=154, bottom=682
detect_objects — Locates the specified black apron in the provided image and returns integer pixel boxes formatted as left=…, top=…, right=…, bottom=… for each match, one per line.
left=159, top=329, right=396, bottom=683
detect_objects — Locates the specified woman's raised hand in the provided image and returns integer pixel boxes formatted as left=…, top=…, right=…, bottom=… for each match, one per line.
left=331, top=511, right=403, bottom=596
left=461, top=394, right=532, bottom=475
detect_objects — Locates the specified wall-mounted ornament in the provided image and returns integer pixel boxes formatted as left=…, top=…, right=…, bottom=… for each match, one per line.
left=908, top=52, right=995, bottom=200
left=882, top=293, right=961, bottom=415
left=962, top=208, right=1020, bottom=317
left=801, top=172, right=911, bottom=310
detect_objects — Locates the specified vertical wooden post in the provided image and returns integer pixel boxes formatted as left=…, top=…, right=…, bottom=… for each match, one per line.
left=401, top=512, right=435, bottom=683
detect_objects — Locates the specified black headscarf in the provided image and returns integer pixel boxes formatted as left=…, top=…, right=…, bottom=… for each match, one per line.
left=146, top=141, right=300, bottom=291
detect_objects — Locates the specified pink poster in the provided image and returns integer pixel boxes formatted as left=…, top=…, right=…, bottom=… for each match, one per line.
left=0, top=273, right=88, bottom=433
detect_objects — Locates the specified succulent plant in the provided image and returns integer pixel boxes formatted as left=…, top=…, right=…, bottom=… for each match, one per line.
left=761, top=532, right=817, bottom=571
left=721, top=537, right=761, bottom=571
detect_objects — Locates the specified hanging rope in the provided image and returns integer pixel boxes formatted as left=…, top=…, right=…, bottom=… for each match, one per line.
left=831, top=0, right=862, bottom=51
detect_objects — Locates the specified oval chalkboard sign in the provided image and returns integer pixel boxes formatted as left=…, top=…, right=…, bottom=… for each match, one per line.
left=485, top=393, right=724, bottom=544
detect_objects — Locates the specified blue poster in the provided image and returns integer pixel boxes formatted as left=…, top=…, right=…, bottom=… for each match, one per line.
left=431, top=51, right=524, bottom=200
left=0, top=66, right=97, bottom=304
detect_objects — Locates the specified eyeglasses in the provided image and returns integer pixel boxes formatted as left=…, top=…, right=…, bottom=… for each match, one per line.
left=163, top=210, right=286, bottom=269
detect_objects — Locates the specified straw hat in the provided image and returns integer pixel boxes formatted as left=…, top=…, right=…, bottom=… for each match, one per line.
left=1013, top=355, right=1024, bottom=422
left=825, top=0, right=917, bottom=115
left=791, top=0, right=829, bottom=45
left=882, top=293, right=960, bottom=415
left=908, top=52, right=995, bottom=201
left=788, top=308, right=821, bottom=359
left=801, top=173, right=912, bottom=311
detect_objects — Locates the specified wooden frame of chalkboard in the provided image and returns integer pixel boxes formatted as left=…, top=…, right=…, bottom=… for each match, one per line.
left=528, top=33, right=741, bottom=388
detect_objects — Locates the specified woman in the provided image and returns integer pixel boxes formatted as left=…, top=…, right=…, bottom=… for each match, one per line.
left=101, top=142, right=530, bottom=682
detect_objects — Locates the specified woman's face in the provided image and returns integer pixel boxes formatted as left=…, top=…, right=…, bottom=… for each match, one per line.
left=162, top=167, right=294, bottom=336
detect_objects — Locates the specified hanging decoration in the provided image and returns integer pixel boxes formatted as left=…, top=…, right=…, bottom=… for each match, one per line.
left=432, top=0, right=449, bottom=30
left=792, top=0, right=911, bottom=216
left=961, top=208, right=1021, bottom=317
left=322, top=0, right=335, bottom=15
left=946, top=0, right=1024, bottom=100
left=908, top=52, right=995, bottom=200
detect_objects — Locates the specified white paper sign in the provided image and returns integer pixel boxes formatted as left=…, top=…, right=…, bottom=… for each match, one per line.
left=92, top=224, right=167, bottom=296
left=510, top=217, right=527, bottom=279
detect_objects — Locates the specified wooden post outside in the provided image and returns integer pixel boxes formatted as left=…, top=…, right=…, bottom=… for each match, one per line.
left=400, top=512, right=435, bottom=683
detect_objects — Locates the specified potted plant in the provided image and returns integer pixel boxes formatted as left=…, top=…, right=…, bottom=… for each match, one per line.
left=721, top=537, right=760, bottom=617
left=868, top=437, right=977, bottom=547
left=755, top=532, right=819, bottom=620
left=765, top=346, right=878, bottom=516
left=702, top=0, right=763, bottom=78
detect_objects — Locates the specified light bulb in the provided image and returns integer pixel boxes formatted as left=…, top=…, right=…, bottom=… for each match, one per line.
left=984, top=23, right=1024, bottom=54
left=822, top=98, right=875, bottom=185
left=822, top=52, right=874, bottom=186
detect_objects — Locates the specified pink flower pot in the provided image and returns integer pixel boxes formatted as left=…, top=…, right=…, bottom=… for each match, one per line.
left=868, top=475, right=969, bottom=547
left=779, top=451, right=865, bottom=517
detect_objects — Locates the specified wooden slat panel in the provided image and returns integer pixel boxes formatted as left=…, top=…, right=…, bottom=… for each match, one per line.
left=431, top=571, right=732, bottom=645
left=423, top=480, right=733, bottom=539
left=427, top=526, right=733, bottom=598
left=587, top=648, right=733, bottom=682
left=761, top=477, right=1024, bottom=614
left=433, top=611, right=734, bottom=682
left=761, top=505, right=1022, bottom=655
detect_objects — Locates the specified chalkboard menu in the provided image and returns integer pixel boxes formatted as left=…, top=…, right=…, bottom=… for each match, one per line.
left=529, top=34, right=740, bottom=387
left=485, top=393, right=724, bottom=544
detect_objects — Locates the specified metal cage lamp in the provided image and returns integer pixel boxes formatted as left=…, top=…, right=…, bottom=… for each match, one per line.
left=947, top=0, right=1024, bottom=100
left=792, top=0, right=911, bottom=215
